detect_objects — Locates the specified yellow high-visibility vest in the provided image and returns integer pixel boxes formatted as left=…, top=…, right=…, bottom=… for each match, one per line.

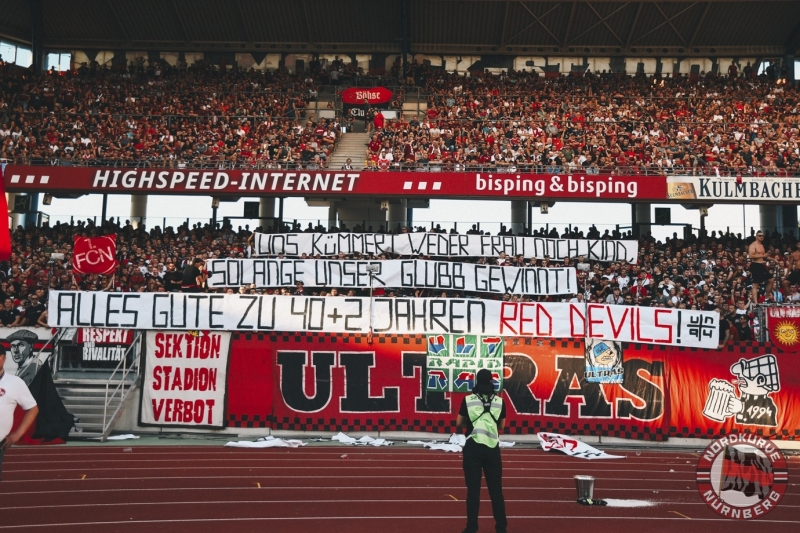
left=466, top=393, right=502, bottom=448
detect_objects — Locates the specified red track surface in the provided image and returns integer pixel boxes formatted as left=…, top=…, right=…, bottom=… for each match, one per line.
left=0, top=445, right=797, bottom=532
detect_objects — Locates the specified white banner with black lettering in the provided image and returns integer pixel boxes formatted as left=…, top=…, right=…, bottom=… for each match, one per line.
left=253, top=233, right=637, bottom=262
left=207, top=259, right=577, bottom=296
left=50, top=292, right=718, bottom=348
left=140, top=331, right=231, bottom=428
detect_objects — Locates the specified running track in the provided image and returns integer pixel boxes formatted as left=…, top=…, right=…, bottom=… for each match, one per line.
left=0, top=445, right=797, bottom=532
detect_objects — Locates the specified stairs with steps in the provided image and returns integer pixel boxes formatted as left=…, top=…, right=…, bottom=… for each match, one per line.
left=327, top=132, right=371, bottom=170
left=56, top=378, right=136, bottom=439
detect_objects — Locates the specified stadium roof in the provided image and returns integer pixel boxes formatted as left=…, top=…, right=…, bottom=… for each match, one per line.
left=1, top=0, right=799, bottom=56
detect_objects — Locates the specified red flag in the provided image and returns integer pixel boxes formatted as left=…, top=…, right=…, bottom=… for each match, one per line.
left=0, top=165, right=11, bottom=261
left=72, top=235, right=117, bottom=275
left=766, top=308, right=800, bottom=352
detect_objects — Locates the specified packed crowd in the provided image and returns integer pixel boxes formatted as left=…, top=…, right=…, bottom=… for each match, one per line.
left=4, top=217, right=800, bottom=345
left=0, top=60, right=340, bottom=169
left=1, top=59, right=798, bottom=175
left=367, top=67, right=800, bottom=175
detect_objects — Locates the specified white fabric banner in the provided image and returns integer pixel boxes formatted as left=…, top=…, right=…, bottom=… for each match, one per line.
left=253, top=233, right=638, bottom=262
left=50, top=292, right=719, bottom=348
left=538, top=432, right=625, bottom=460
left=206, top=258, right=577, bottom=296
left=140, top=331, right=231, bottom=428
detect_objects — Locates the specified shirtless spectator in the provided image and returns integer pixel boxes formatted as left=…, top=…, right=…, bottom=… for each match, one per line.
left=748, top=231, right=775, bottom=303
left=782, top=241, right=800, bottom=295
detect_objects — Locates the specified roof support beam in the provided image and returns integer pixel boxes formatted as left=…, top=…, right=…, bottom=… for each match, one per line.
left=689, top=3, right=711, bottom=47
left=626, top=2, right=643, bottom=47
left=236, top=0, right=254, bottom=43
left=506, top=2, right=562, bottom=45
left=105, top=0, right=130, bottom=43
left=585, top=2, right=626, bottom=45
left=500, top=1, right=511, bottom=47
left=784, top=17, right=800, bottom=54
left=171, top=0, right=191, bottom=43
left=301, top=0, right=315, bottom=45
left=653, top=2, right=686, bottom=44
left=563, top=2, right=578, bottom=47
left=633, top=2, right=697, bottom=44
left=571, top=3, right=630, bottom=44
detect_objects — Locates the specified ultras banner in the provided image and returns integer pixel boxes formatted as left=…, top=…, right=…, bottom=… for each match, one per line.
left=253, top=233, right=638, bottom=262
left=49, top=292, right=719, bottom=348
left=226, top=334, right=668, bottom=440
left=223, top=335, right=800, bottom=439
left=206, top=258, right=578, bottom=296
left=666, top=342, right=800, bottom=440
left=139, top=331, right=231, bottom=428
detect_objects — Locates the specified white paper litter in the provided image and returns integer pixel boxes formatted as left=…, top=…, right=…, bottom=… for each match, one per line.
left=331, top=432, right=393, bottom=446
left=225, top=436, right=305, bottom=448
left=424, top=443, right=463, bottom=453
left=537, top=432, right=624, bottom=460
left=106, top=434, right=140, bottom=441
left=407, top=434, right=515, bottom=453
left=603, top=499, right=656, bottom=508
left=449, top=434, right=466, bottom=447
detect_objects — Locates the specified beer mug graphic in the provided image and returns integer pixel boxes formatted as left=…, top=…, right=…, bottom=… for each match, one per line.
left=703, top=379, right=736, bottom=422
left=667, top=181, right=697, bottom=200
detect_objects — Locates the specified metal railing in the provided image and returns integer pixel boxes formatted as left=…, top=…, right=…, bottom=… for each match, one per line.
left=20, top=328, right=70, bottom=380
left=102, top=331, right=144, bottom=441
left=6, top=157, right=800, bottom=177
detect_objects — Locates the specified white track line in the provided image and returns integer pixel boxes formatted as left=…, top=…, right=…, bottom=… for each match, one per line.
left=0, top=515, right=798, bottom=529
left=4, top=457, right=692, bottom=466
left=4, top=449, right=703, bottom=458
left=7, top=499, right=797, bottom=511
left=0, top=486, right=710, bottom=496
left=4, top=465, right=697, bottom=475
left=0, top=474, right=702, bottom=483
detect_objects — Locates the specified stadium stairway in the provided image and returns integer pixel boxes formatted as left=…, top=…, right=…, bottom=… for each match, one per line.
left=327, top=132, right=371, bottom=170
left=55, top=377, right=137, bottom=440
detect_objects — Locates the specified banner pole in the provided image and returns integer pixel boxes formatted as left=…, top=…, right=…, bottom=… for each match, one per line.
left=368, top=270, right=375, bottom=343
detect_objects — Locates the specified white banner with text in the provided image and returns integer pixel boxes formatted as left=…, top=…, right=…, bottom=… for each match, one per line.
left=253, top=233, right=638, bottom=262
left=206, top=259, right=577, bottom=296
left=50, top=292, right=718, bottom=348
left=140, top=331, right=231, bottom=428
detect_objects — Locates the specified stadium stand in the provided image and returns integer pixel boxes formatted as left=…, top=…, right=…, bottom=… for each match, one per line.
left=4, top=213, right=797, bottom=346
left=1, top=60, right=798, bottom=175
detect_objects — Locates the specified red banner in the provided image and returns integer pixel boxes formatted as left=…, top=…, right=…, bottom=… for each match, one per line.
left=226, top=334, right=667, bottom=440
left=765, top=307, right=800, bottom=352
left=226, top=334, right=274, bottom=429
left=76, top=328, right=133, bottom=344
left=666, top=342, right=800, bottom=440
left=0, top=165, right=10, bottom=261
left=223, top=334, right=800, bottom=440
left=74, top=328, right=133, bottom=369
left=72, top=235, right=117, bottom=275
left=340, top=87, right=392, bottom=105
left=3, top=166, right=667, bottom=200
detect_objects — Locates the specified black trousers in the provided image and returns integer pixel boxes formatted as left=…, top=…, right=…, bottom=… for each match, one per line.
left=463, top=438, right=507, bottom=532
left=0, top=446, right=5, bottom=481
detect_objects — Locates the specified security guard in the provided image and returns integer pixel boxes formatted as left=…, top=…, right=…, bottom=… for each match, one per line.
left=456, top=369, right=507, bottom=533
